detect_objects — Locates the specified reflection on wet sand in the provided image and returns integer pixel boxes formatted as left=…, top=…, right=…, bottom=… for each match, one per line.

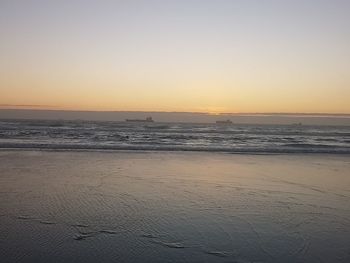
left=0, top=151, right=349, bottom=263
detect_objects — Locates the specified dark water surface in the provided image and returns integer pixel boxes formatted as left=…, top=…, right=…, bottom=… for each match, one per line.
left=1, top=119, right=350, bottom=153
left=0, top=151, right=349, bottom=263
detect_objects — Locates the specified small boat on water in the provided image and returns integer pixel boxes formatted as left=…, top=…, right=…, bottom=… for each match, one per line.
left=125, top=117, right=154, bottom=123
left=216, top=119, right=233, bottom=124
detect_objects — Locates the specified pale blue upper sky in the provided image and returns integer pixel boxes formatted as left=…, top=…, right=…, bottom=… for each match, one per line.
left=1, top=0, right=350, bottom=113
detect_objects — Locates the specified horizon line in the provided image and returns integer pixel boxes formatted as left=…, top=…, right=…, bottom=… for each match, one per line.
left=0, top=108, right=349, bottom=117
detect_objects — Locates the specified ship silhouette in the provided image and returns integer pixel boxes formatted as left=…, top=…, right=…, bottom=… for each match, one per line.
left=216, top=119, right=233, bottom=124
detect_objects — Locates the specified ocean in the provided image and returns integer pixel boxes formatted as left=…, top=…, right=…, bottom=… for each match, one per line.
left=0, top=119, right=349, bottom=154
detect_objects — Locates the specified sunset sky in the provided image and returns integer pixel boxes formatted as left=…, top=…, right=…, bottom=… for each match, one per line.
left=1, top=0, right=349, bottom=114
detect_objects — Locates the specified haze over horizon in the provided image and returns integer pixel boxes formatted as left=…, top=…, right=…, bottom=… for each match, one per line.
left=1, top=0, right=350, bottom=114
left=1, top=109, right=349, bottom=126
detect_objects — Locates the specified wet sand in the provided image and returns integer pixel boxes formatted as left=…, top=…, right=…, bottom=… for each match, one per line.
left=0, top=151, right=349, bottom=263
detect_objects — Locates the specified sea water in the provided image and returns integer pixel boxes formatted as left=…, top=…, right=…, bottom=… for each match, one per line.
left=0, top=119, right=349, bottom=153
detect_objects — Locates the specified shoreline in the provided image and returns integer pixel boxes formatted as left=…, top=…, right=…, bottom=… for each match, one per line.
left=1, top=147, right=350, bottom=155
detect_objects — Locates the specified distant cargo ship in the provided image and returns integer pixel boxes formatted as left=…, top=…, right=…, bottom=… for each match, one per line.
left=125, top=117, right=154, bottom=123
left=216, top=119, right=233, bottom=124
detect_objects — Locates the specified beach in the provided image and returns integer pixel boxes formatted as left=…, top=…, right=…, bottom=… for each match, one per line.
left=2, top=0, right=350, bottom=262
left=0, top=150, right=349, bottom=263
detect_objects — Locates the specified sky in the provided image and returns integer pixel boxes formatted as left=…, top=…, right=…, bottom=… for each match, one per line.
left=1, top=0, right=350, bottom=114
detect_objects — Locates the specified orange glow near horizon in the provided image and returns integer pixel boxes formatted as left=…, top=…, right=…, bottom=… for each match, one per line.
left=1, top=72, right=349, bottom=114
